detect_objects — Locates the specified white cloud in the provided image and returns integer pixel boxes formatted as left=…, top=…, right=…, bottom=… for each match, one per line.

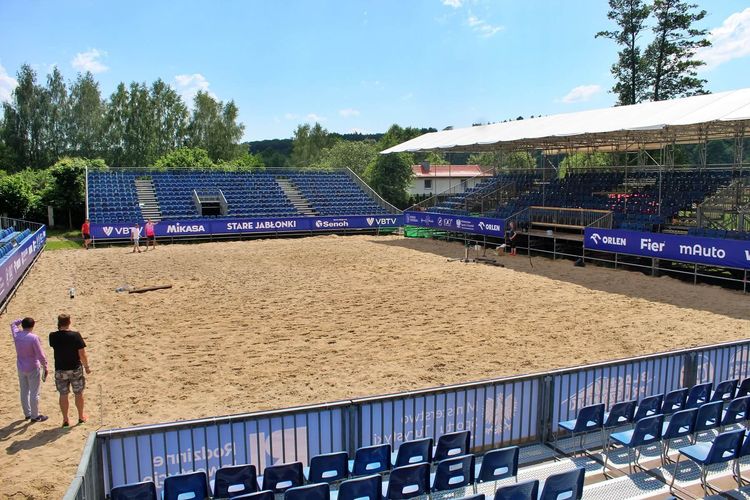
left=306, top=113, right=326, bottom=122
left=173, top=73, right=215, bottom=103
left=443, top=0, right=462, bottom=7
left=467, top=14, right=504, bottom=38
left=560, top=84, right=603, bottom=104
left=71, top=49, right=109, bottom=73
left=339, top=108, right=360, bottom=118
left=697, top=8, right=750, bottom=69
left=0, top=62, right=17, bottom=103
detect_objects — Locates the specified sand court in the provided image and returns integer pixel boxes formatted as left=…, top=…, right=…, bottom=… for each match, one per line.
left=1, top=234, right=748, bottom=498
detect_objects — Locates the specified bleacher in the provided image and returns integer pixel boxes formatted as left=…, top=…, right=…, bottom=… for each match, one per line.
left=0, top=227, right=32, bottom=260
left=427, top=169, right=746, bottom=236
left=286, top=171, right=388, bottom=216
left=87, top=170, right=390, bottom=224
left=107, top=376, right=750, bottom=500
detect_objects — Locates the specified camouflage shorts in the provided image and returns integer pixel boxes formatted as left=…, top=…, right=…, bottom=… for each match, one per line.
left=55, top=366, right=86, bottom=395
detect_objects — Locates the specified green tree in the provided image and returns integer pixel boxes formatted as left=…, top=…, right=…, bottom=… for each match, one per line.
left=68, top=72, right=105, bottom=159
left=0, top=168, right=52, bottom=220
left=150, top=79, right=189, bottom=158
left=49, top=157, right=107, bottom=228
left=217, top=151, right=265, bottom=171
left=312, top=140, right=378, bottom=176
left=558, top=152, right=613, bottom=177
left=104, top=83, right=129, bottom=167
left=187, top=91, right=245, bottom=162
left=153, top=147, right=214, bottom=170
left=645, top=0, right=710, bottom=101
left=43, top=67, right=69, bottom=164
left=123, top=82, right=155, bottom=167
left=291, top=122, right=337, bottom=167
left=364, top=153, right=413, bottom=208
left=596, top=0, right=652, bottom=105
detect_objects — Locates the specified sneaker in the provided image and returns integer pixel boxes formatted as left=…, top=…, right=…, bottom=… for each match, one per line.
left=30, top=415, right=48, bottom=423
left=24, top=415, right=31, bottom=420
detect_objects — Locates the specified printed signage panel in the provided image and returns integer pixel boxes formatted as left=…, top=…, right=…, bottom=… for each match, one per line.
left=0, top=227, right=46, bottom=305
left=90, top=215, right=403, bottom=239
left=403, top=211, right=505, bottom=237
left=584, top=228, right=750, bottom=269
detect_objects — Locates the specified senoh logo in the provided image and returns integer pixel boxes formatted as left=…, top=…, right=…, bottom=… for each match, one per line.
left=316, top=219, right=349, bottom=229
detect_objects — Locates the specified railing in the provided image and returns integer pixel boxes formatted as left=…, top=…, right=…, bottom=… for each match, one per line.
left=0, top=216, right=45, bottom=233
left=0, top=223, right=47, bottom=313
left=410, top=166, right=502, bottom=212
left=344, top=167, right=401, bottom=214
left=65, top=335, right=750, bottom=499
left=63, top=433, right=103, bottom=500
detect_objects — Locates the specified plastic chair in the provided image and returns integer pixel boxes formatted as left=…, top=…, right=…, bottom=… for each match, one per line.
left=350, top=444, right=391, bottom=476
left=539, top=467, right=585, bottom=500
left=307, top=451, right=348, bottom=484
left=284, top=483, right=329, bottom=500
left=385, top=463, right=430, bottom=499
left=261, top=462, right=304, bottom=493
left=555, top=403, right=605, bottom=454
left=233, top=491, right=275, bottom=500
left=432, top=454, right=475, bottom=492
left=722, top=396, right=750, bottom=429
left=605, top=414, right=664, bottom=474
left=712, top=379, right=739, bottom=403
left=661, top=408, right=697, bottom=464
left=633, top=394, right=664, bottom=422
left=494, top=480, right=539, bottom=500
left=475, top=446, right=519, bottom=486
left=336, top=474, right=381, bottom=500
left=110, top=480, right=157, bottom=500
left=686, top=383, right=712, bottom=409
left=393, top=438, right=433, bottom=467
left=213, top=464, right=257, bottom=498
left=603, top=400, right=636, bottom=429
left=661, top=389, right=688, bottom=416
left=694, top=401, right=723, bottom=440
left=734, top=431, right=750, bottom=486
left=163, top=471, right=209, bottom=500
left=737, top=378, right=750, bottom=398
left=434, top=430, right=471, bottom=462
left=454, top=495, right=485, bottom=500
left=669, top=428, right=744, bottom=495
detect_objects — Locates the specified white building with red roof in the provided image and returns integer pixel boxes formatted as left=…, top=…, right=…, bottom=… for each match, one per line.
left=410, top=163, right=492, bottom=197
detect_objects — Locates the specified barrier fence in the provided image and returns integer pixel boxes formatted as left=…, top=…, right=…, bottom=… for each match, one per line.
left=65, top=337, right=750, bottom=499
left=0, top=219, right=47, bottom=311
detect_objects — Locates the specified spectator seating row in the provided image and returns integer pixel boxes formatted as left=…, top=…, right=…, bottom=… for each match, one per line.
left=0, top=228, right=31, bottom=260
left=286, top=172, right=388, bottom=216
left=88, top=171, right=142, bottom=223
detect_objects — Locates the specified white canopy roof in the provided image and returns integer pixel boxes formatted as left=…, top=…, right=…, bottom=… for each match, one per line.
left=381, top=88, right=750, bottom=154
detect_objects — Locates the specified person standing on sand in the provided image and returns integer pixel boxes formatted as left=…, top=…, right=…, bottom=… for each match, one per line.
left=144, top=219, right=157, bottom=251
left=49, top=314, right=91, bottom=427
left=507, top=221, right=518, bottom=256
left=81, top=219, right=91, bottom=250
left=11, top=318, right=49, bottom=422
left=131, top=222, right=141, bottom=253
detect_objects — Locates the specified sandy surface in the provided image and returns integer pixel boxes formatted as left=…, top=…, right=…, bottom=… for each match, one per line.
left=1, top=234, right=748, bottom=498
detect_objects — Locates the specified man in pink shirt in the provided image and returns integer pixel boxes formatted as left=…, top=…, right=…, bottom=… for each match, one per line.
left=11, top=318, right=49, bottom=422
left=144, top=219, right=157, bottom=251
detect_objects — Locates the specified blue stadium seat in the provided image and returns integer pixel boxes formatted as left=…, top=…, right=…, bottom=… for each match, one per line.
left=434, top=430, right=471, bottom=462
left=605, top=414, right=664, bottom=474
left=539, top=467, right=585, bottom=500
left=661, top=408, right=697, bottom=464
left=213, top=464, right=257, bottom=498
left=494, top=480, right=538, bottom=500
left=556, top=403, right=605, bottom=453
left=634, top=394, right=664, bottom=422
left=260, top=462, right=304, bottom=493
left=284, top=483, right=329, bottom=500
left=385, top=463, right=430, bottom=500
left=232, top=490, right=275, bottom=500
left=336, top=474, right=381, bottom=500
left=431, top=454, right=475, bottom=492
left=163, top=471, right=209, bottom=500
left=307, top=451, right=348, bottom=484
left=393, top=438, right=433, bottom=467
left=670, top=428, right=744, bottom=495
left=686, top=383, right=713, bottom=409
left=721, top=396, right=750, bottom=429
left=475, top=446, right=519, bottom=484
left=110, top=480, right=157, bottom=500
left=694, top=401, right=723, bottom=439
left=712, top=379, right=739, bottom=403
left=662, top=389, right=689, bottom=416
left=350, top=444, right=391, bottom=476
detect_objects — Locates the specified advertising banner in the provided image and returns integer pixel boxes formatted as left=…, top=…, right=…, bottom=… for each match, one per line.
left=0, top=227, right=46, bottom=305
left=584, top=228, right=750, bottom=269
left=403, top=211, right=505, bottom=237
left=90, top=215, right=403, bottom=239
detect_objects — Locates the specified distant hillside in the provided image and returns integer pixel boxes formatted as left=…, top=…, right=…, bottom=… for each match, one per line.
left=246, top=132, right=385, bottom=168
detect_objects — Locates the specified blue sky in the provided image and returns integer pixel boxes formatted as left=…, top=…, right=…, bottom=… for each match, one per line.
left=1, top=1, right=749, bottom=141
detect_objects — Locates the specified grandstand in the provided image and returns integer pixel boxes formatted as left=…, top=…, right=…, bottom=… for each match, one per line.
left=86, top=169, right=394, bottom=225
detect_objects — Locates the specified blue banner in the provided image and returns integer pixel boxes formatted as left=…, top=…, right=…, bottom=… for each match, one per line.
left=584, top=228, right=750, bottom=269
left=90, top=215, right=403, bottom=239
left=0, top=227, right=47, bottom=305
left=403, top=211, right=505, bottom=237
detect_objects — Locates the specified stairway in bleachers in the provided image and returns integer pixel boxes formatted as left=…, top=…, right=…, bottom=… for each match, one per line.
left=277, top=177, right=317, bottom=216
left=134, top=178, right=162, bottom=221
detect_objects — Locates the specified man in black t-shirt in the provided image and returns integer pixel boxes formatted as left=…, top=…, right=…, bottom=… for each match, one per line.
left=49, top=314, right=91, bottom=427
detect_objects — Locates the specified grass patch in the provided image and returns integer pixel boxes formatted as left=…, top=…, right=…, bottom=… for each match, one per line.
left=45, top=240, right=82, bottom=251
left=47, top=228, right=81, bottom=239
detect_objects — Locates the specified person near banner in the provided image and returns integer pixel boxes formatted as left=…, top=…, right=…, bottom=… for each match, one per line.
left=81, top=219, right=91, bottom=250
left=49, top=314, right=91, bottom=427
left=11, top=317, right=49, bottom=422
left=144, top=219, right=157, bottom=251
left=131, top=222, right=141, bottom=253
left=507, top=221, right=518, bottom=256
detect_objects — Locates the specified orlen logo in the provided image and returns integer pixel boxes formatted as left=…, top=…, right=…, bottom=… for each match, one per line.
left=590, top=233, right=627, bottom=246
left=478, top=221, right=502, bottom=232
left=166, top=223, right=206, bottom=234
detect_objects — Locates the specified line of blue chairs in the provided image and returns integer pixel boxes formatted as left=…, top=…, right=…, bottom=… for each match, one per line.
left=553, top=377, right=750, bottom=495
left=0, top=228, right=31, bottom=260
left=109, top=430, right=586, bottom=500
